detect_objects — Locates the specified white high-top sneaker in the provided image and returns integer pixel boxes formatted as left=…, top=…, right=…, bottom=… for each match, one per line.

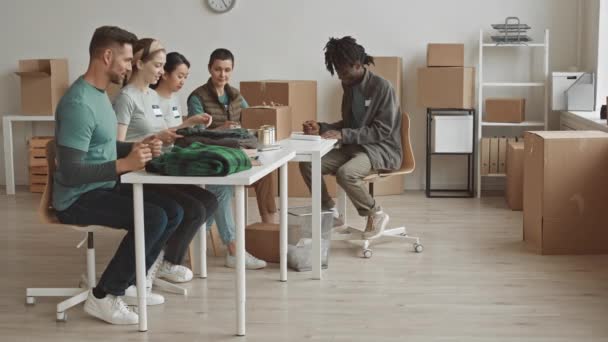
left=84, top=290, right=139, bottom=325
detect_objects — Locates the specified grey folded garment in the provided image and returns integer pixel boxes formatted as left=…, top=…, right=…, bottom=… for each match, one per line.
left=175, top=127, right=258, bottom=149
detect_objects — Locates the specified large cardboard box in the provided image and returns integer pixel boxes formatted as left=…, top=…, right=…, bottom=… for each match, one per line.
left=240, top=80, right=316, bottom=132
left=241, top=106, right=292, bottom=140
left=486, top=98, right=526, bottom=123
left=417, top=67, right=475, bottom=109
left=427, top=44, right=464, bottom=67
left=15, top=59, right=69, bottom=115
left=241, top=80, right=317, bottom=197
left=245, top=222, right=279, bottom=263
left=505, top=141, right=524, bottom=210
left=523, top=131, right=608, bottom=254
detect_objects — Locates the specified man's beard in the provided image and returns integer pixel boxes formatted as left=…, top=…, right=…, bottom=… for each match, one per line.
left=109, top=73, right=124, bottom=85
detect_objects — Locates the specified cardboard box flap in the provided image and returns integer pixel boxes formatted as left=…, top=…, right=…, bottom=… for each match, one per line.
left=246, top=223, right=279, bottom=232
left=15, top=71, right=50, bottom=77
left=248, top=105, right=289, bottom=110
left=527, top=130, right=608, bottom=139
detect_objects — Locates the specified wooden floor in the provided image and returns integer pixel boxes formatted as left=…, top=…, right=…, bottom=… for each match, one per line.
left=1, top=190, right=608, bottom=341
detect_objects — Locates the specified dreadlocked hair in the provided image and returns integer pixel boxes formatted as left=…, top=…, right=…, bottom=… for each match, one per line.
left=324, top=36, right=374, bottom=75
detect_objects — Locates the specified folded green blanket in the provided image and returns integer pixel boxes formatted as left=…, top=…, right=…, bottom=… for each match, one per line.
left=146, top=142, right=252, bottom=177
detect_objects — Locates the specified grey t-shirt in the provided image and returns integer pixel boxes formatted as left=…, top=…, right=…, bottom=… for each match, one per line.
left=159, top=94, right=183, bottom=128
left=113, top=84, right=168, bottom=142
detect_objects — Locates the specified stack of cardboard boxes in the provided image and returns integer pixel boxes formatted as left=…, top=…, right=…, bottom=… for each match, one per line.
left=417, top=44, right=474, bottom=109
left=240, top=80, right=319, bottom=262
left=240, top=80, right=333, bottom=199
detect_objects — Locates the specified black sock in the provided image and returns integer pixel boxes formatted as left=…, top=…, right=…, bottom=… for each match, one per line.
left=92, top=287, right=107, bottom=299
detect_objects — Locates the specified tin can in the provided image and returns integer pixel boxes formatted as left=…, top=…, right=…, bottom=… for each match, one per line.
left=258, top=125, right=276, bottom=145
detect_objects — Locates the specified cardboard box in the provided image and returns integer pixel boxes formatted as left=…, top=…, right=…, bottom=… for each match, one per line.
left=15, top=59, right=69, bottom=115
left=486, top=98, right=526, bottom=123
left=523, top=131, right=608, bottom=254
left=489, top=137, right=499, bottom=174
left=505, top=141, right=524, bottom=210
left=480, top=138, right=490, bottom=175
left=240, top=80, right=316, bottom=132
left=368, top=57, right=403, bottom=106
left=417, top=67, right=475, bottom=109
left=427, top=44, right=464, bottom=67
left=241, top=106, right=292, bottom=141
left=245, top=222, right=280, bottom=263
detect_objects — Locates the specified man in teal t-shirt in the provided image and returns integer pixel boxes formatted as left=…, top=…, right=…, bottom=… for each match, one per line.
left=52, top=26, right=183, bottom=325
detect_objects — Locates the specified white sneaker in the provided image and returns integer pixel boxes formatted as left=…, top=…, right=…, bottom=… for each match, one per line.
left=363, top=210, right=389, bottom=240
left=328, top=208, right=345, bottom=228
left=122, top=285, right=165, bottom=306
left=84, top=290, right=139, bottom=325
left=157, top=260, right=193, bottom=283
left=225, top=251, right=267, bottom=270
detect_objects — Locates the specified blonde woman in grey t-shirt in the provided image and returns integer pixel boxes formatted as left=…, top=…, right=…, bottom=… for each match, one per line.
left=113, top=39, right=218, bottom=295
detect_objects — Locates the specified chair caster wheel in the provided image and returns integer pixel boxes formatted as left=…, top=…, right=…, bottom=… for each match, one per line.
left=362, top=249, right=373, bottom=258
left=56, top=312, right=67, bottom=322
left=414, top=243, right=423, bottom=253
left=26, top=297, right=35, bottom=305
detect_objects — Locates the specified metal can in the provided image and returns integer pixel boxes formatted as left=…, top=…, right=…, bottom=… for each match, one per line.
left=258, top=125, right=276, bottom=145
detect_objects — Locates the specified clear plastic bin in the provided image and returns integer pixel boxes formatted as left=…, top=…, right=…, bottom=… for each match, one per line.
left=287, top=206, right=333, bottom=272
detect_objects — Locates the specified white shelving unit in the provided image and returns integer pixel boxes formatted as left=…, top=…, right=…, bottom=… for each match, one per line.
left=476, top=28, right=549, bottom=197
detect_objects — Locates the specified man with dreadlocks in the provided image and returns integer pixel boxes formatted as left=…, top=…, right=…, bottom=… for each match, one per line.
left=299, top=36, right=402, bottom=240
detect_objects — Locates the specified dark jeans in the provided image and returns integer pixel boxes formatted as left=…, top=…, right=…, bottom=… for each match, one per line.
left=143, top=185, right=218, bottom=265
left=56, top=185, right=184, bottom=296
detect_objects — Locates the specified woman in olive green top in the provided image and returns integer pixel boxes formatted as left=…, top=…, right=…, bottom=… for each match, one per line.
left=187, top=48, right=273, bottom=269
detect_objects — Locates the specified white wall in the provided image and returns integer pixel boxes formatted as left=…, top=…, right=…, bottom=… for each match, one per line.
left=0, top=0, right=580, bottom=190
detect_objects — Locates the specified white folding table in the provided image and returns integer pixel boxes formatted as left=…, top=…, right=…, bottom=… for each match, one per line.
left=121, top=148, right=294, bottom=335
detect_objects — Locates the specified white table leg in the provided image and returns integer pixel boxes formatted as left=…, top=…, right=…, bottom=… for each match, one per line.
left=3, top=117, right=15, bottom=195
left=311, top=151, right=322, bottom=280
left=193, top=185, right=207, bottom=279
left=279, top=163, right=288, bottom=282
left=235, top=185, right=246, bottom=336
left=133, top=183, right=147, bottom=332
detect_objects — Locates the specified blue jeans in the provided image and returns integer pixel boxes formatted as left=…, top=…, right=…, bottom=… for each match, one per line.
left=135, top=184, right=218, bottom=265
left=56, top=185, right=183, bottom=296
left=205, top=185, right=236, bottom=245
